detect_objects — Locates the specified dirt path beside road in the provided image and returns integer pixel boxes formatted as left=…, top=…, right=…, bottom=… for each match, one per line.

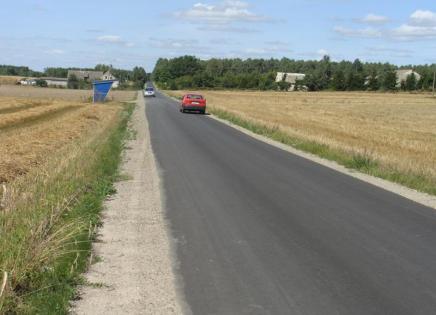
left=72, top=94, right=186, bottom=314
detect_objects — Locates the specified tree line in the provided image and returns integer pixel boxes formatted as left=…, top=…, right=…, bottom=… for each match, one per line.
left=152, top=56, right=436, bottom=92
left=0, top=65, right=40, bottom=77
left=0, top=64, right=148, bottom=90
left=66, top=66, right=148, bottom=90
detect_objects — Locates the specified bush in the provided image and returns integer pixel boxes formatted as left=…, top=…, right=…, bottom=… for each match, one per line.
left=67, top=74, right=79, bottom=89
left=35, top=79, right=47, bottom=88
left=405, top=73, right=417, bottom=91
left=381, top=69, right=398, bottom=91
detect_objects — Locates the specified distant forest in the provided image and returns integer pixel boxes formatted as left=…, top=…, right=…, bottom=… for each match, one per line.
left=153, top=56, right=436, bottom=92
left=0, top=64, right=143, bottom=83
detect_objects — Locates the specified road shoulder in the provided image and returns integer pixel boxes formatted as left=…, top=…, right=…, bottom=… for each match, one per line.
left=72, top=94, right=186, bottom=314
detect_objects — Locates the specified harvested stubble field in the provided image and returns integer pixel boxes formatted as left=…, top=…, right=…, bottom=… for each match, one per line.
left=0, top=76, right=21, bottom=85
left=0, top=85, right=136, bottom=102
left=0, top=89, right=136, bottom=313
left=167, top=90, right=436, bottom=194
left=0, top=93, right=131, bottom=183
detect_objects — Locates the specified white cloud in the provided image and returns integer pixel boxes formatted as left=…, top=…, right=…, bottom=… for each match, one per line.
left=97, top=35, right=123, bottom=43
left=45, top=49, right=65, bottom=55
left=410, top=10, right=436, bottom=26
left=96, top=35, right=134, bottom=47
left=388, top=10, right=436, bottom=40
left=389, top=24, right=436, bottom=40
left=197, top=24, right=258, bottom=33
left=364, top=47, right=413, bottom=58
left=335, top=9, right=436, bottom=41
left=174, top=1, right=268, bottom=25
left=334, top=26, right=382, bottom=38
left=360, top=13, right=389, bottom=24
left=149, top=38, right=210, bottom=53
left=242, top=45, right=292, bottom=56
left=264, top=41, right=292, bottom=53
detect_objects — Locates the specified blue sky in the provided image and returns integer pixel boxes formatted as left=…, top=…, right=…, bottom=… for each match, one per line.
left=1, top=0, right=435, bottom=71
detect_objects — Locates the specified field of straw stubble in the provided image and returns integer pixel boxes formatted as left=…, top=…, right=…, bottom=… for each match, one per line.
left=0, top=87, right=135, bottom=313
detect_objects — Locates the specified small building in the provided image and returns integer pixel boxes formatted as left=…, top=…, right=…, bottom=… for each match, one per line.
left=42, top=77, right=68, bottom=88
left=67, top=70, right=104, bottom=81
left=395, top=69, right=421, bottom=87
left=102, top=71, right=120, bottom=88
left=67, top=70, right=119, bottom=88
left=19, top=78, right=37, bottom=86
left=276, top=72, right=306, bottom=91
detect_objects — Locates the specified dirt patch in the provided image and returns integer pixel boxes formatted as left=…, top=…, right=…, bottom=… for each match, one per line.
left=72, top=95, right=187, bottom=314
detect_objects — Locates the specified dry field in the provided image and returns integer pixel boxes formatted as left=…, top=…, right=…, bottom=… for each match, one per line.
left=0, top=88, right=136, bottom=312
left=168, top=90, right=436, bottom=191
left=0, top=76, right=21, bottom=85
left=0, top=89, right=135, bottom=183
left=0, top=85, right=136, bottom=102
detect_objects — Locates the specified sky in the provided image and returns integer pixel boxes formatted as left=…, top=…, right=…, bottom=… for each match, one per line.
left=1, top=0, right=435, bottom=72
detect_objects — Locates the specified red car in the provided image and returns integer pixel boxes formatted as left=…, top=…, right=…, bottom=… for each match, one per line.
left=180, top=94, right=206, bottom=114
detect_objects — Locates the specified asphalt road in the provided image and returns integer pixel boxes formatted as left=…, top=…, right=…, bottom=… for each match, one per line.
left=145, top=91, right=436, bottom=315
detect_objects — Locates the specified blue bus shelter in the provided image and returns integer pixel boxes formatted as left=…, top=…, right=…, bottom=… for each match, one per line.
left=92, top=80, right=114, bottom=103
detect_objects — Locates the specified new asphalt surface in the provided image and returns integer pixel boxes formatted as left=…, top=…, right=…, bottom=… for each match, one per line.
left=145, top=91, right=436, bottom=315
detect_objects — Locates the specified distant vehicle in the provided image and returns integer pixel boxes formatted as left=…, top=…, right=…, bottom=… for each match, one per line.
left=144, top=87, right=155, bottom=97
left=180, top=94, right=206, bottom=114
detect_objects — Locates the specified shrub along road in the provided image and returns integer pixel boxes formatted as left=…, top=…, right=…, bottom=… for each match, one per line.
left=146, top=91, right=436, bottom=315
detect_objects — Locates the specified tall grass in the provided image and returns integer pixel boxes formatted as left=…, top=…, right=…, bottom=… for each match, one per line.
left=0, top=102, right=135, bottom=314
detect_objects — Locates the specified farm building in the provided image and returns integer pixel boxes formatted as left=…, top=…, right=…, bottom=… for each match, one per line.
left=67, top=70, right=104, bottom=81
left=42, top=77, right=68, bottom=88
left=102, top=71, right=120, bottom=88
left=395, top=69, right=421, bottom=87
left=67, top=70, right=119, bottom=88
left=276, top=72, right=306, bottom=91
left=19, top=78, right=37, bottom=86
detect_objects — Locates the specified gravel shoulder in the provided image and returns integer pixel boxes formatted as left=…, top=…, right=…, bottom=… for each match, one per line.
left=72, top=94, right=186, bottom=314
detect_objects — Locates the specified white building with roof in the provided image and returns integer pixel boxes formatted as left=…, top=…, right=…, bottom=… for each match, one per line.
left=275, top=72, right=306, bottom=91
left=395, top=69, right=421, bottom=87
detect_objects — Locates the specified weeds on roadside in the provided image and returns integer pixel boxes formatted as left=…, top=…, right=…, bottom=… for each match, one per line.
left=0, top=102, right=135, bottom=314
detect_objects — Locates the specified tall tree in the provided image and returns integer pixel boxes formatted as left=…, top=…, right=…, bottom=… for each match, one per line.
left=132, top=66, right=147, bottom=88
left=95, top=64, right=112, bottom=72
left=67, top=74, right=79, bottom=89
left=331, top=70, right=346, bottom=91
left=381, top=69, right=398, bottom=91
left=405, top=73, right=417, bottom=91
left=367, top=70, right=380, bottom=91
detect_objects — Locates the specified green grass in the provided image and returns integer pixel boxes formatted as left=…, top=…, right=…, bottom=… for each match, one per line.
left=0, top=102, right=135, bottom=314
left=210, top=107, right=436, bottom=196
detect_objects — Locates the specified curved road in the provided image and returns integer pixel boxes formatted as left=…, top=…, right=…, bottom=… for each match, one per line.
left=145, top=91, right=436, bottom=315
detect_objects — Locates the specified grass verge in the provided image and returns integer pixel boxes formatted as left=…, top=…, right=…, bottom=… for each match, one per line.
left=0, top=101, right=135, bottom=314
left=210, top=107, right=436, bottom=196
